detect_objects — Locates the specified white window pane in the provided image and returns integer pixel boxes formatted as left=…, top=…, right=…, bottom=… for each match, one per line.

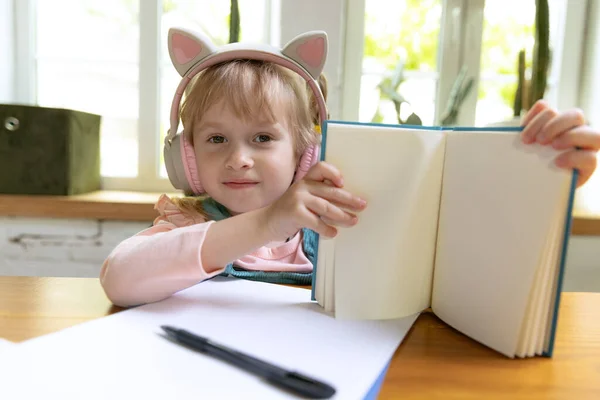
left=475, top=76, right=520, bottom=127
left=36, top=61, right=139, bottom=178
left=36, top=0, right=140, bottom=178
left=160, top=0, right=267, bottom=62
left=36, top=0, right=139, bottom=63
left=360, top=0, right=442, bottom=125
left=37, top=62, right=138, bottom=117
left=99, top=117, right=138, bottom=177
left=360, top=73, right=437, bottom=126
left=396, top=75, right=437, bottom=126
left=475, top=0, right=562, bottom=126
left=159, top=0, right=268, bottom=178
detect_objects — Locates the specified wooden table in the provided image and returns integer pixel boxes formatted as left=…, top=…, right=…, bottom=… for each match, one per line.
left=1, top=277, right=599, bottom=399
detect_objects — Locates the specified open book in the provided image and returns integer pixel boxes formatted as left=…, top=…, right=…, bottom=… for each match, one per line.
left=311, top=120, right=577, bottom=359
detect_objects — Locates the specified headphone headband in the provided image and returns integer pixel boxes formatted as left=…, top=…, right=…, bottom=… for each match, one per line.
left=163, top=27, right=329, bottom=195
left=165, top=28, right=329, bottom=148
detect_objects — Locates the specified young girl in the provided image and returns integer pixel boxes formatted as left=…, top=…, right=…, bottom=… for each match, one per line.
left=100, top=28, right=600, bottom=308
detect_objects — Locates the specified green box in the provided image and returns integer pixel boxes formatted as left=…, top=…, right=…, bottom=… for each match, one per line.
left=0, top=104, right=101, bottom=195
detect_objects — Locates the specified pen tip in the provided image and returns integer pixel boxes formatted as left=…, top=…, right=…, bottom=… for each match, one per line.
left=161, top=325, right=176, bottom=334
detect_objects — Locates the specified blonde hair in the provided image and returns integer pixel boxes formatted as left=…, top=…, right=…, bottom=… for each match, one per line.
left=170, top=60, right=328, bottom=218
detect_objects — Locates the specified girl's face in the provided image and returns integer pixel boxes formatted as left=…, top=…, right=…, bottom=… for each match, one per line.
left=192, top=101, right=298, bottom=215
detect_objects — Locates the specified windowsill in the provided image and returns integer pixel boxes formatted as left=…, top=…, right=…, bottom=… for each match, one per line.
left=0, top=190, right=598, bottom=236
left=0, top=191, right=180, bottom=222
left=572, top=204, right=600, bottom=236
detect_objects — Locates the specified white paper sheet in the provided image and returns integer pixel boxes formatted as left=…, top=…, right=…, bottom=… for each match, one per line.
left=0, top=277, right=417, bottom=399
left=0, top=338, right=15, bottom=350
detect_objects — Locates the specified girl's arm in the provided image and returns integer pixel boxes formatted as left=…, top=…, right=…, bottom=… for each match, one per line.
left=101, top=161, right=366, bottom=308
left=100, top=209, right=272, bottom=308
left=200, top=207, right=273, bottom=271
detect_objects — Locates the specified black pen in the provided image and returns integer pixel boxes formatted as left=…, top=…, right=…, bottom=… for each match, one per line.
left=160, top=325, right=336, bottom=399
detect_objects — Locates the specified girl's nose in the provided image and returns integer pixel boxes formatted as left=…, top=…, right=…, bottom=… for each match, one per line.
left=225, top=147, right=254, bottom=170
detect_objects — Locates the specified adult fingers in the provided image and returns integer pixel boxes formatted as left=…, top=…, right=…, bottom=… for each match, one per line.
left=521, top=99, right=550, bottom=126
left=551, top=126, right=600, bottom=151
left=555, top=149, right=598, bottom=187
left=521, top=107, right=558, bottom=144
left=537, top=108, right=586, bottom=145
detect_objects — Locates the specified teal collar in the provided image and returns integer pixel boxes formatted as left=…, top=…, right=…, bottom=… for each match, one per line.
left=202, top=197, right=233, bottom=221
left=199, top=197, right=317, bottom=285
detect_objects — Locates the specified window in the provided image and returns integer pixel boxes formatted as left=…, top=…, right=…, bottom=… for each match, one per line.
left=17, top=0, right=269, bottom=192
left=343, top=0, right=598, bottom=207
left=158, top=1, right=269, bottom=178
left=475, top=0, right=539, bottom=125
left=474, top=0, right=579, bottom=126
left=35, top=0, right=140, bottom=179
left=347, top=0, right=581, bottom=127
left=358, top=0, right=442, bottom=125
left=344, top=0, right=486, bottom=124
left=11, top=0, right=596, bottom=199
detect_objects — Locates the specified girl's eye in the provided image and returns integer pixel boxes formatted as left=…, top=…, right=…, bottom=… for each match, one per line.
left=255, top=134, right=272, bottom=143
left=208, top=135, right=226, bottom=144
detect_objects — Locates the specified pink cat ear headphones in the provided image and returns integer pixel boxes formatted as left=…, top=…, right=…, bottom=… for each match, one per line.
left=164, top=27, right=329, bottom=195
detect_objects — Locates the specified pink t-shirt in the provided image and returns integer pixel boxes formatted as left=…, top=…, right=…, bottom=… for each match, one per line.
left=100, top=195, right=312, bottom=307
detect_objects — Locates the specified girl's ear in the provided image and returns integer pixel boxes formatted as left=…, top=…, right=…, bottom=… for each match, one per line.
left=168, top=27, right=217, bottom=77
left=282, top=31, right=328, bottom=80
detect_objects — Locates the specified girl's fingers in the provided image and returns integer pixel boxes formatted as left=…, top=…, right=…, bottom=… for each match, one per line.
left=537, top=108, right=586, bottom=145
left=555, top=149, right=598, bottom=187
left=312, top=216, right=338, bottom=238
left=552, top=126, right=600, bottom=151
left=521, top=107, right=557, bottom=144
left=304, top=161, right=345, bottom=187
left=304, top=211, right=338, bottom=238
left=308, top=182, right=367, bottom=212
left=306, top=196, right=358, bottom=228
left=296, top=162, right=366, bottom=237
left=320, top=216, right=350, bottom=229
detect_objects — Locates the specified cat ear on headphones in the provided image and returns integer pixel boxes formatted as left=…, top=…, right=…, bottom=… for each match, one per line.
left=168, top=27, right=218, bottom=77
left=282, top=31, right=328, bottom=80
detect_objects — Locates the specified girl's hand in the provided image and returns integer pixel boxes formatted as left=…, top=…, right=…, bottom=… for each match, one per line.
left=262, top=161, right=367, bottom=241
left=521, top=100, right=600, bottom=187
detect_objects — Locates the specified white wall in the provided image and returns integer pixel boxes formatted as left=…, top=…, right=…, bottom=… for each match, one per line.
left=564, top=0, right=600, bottom=293
left=0, top=0, right=14, bottom=102
left=279, top=0, right=345, bottom=119
left=562, top=236, right=600, bottom=292
left=0, top=217, right=149, bottom=277
left=579, top=0, right=600, bottom=127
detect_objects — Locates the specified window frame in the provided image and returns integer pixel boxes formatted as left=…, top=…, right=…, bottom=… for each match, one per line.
left=13, top=0, right=278, bottom=193
left=341, top=0, right=486, bottom=124
left=341, top=0, right=588, bottom=124
left=10, top=0, right=591, bottom=192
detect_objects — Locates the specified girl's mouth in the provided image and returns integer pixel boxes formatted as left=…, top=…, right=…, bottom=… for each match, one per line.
left=223, top=181, right=259, bottom=189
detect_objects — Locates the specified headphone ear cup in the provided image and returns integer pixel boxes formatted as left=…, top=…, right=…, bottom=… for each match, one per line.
left=294, top=144, right=320, bottom=182
left=180, top=133, right=204, bottom=194
left=164, top=133, right=193, bottom=193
